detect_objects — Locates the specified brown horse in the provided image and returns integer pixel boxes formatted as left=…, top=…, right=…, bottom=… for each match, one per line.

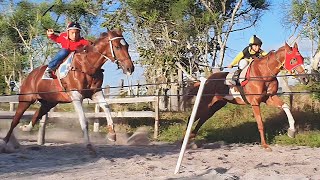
left=185, top=42, right=309, bottom=151
left=3, top=29, right=134, bottom=153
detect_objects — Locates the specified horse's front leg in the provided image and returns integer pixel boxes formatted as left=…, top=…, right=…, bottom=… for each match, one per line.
left=266, top=95, right=296, bottom=138
left=70, top=91, right=95, bottom=155
left=91, top=91, right=116, bottom=142
left=251, top=105, right=272, bottom=151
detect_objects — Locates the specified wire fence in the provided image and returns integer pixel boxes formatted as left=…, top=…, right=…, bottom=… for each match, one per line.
left=1, top=73, right=319, bottom=98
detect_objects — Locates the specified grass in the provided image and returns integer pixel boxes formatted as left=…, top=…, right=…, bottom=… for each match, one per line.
left=155, top=95, right=320, bottom=147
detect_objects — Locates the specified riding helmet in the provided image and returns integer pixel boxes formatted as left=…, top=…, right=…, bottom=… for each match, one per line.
left=249, top=35, right=262, bottom=46
left=66, top=22, right=81, bottom=31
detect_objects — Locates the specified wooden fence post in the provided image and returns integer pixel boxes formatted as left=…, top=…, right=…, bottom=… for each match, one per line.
left=93, top=104, right=100, bottom=133
left=37, top=113, right=48, bottom=145
left=178, top=69, right=185, bottom=111
left=103, top=85, right=110, bottom=98
left=170, top=74, right=179, bottom=111
left=135, top=80, right=140, bottom=97
left=154, top=90, right=160, bottom=139
left=289, top=94, right=293, bottom=110
left=9, top=102, right=15, bottom=112
left=119, top=79, right=124, bottom=96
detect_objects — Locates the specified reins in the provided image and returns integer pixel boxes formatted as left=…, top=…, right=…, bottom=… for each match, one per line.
left=72, top=34, right=125, bottom=76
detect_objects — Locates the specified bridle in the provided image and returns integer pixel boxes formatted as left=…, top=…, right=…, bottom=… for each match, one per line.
left=93, top=36, right=125, bottom=64
left=266, top=47, right=304, bottom=76
left=74, top=34, right=126, bottom=74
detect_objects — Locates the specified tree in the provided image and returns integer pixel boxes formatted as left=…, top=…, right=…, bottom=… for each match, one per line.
left=284, top=0, right=320, bottom=52
left=0, top=0, right=105, bottom=94
left=283, top=0, right=320, bottom=100
left=200, top=0, right=270, bottom=69
left=103, top=1, right=211, bottom=84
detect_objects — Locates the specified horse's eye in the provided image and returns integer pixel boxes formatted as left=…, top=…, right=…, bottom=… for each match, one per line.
left=115, top=46, right=121, bottom=50
left=290, top=58, right=297, bottom=65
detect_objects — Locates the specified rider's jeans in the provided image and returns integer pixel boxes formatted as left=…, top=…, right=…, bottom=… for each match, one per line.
left=48, top=49, right=70, bottom=70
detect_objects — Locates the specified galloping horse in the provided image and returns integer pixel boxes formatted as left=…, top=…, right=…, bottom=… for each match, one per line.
left=3, top=29, right=134, bottom=153
left=185, top=42, right=309, bottom=151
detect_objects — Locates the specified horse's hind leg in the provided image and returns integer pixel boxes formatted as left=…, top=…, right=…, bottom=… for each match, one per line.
left=190, top=101, right=227, bottom=139
left=3, top=101, right=33, bottom=143
left=91, top=91, right=116, bottom=142
left=20, top=101, right=57, bottom=132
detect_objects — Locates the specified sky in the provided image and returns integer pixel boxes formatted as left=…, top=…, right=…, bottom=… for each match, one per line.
left=103, top=0, right=316, bottom=89
left=225, top=0, right=315, bottom=64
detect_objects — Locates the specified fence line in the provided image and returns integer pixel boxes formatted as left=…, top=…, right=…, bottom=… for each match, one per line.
left=0, top=95, right=160, bottom=145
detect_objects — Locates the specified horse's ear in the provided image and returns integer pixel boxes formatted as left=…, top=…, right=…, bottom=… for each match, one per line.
left=284, top=42, right=291, bottom=50
left=293, top=42, right=298, bottom=49
left=114, top=28, right=123, bottom=36
left=100, top=32, right=108, bottom=37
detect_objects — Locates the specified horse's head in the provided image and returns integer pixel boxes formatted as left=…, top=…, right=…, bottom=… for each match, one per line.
left=94, top=29, right=134, bottom=75
left=283, top=42, right=309, bottom=85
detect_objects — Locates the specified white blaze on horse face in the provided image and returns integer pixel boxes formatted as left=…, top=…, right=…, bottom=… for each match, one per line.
left=120, top=39, right=127, bottom=46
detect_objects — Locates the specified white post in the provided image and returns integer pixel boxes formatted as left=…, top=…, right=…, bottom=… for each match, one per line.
left=37, top=114, right=48, bottom=145
left=174, top=77, right=207, bottom=174
left=93, top=104, right=100, bottom=133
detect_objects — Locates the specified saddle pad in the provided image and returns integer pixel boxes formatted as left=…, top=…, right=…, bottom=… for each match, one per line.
left=57, top=52, right=75, bottom=79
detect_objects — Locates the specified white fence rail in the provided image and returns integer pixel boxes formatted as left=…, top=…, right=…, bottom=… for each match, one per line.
left=0, top=95, right=160, bottom=144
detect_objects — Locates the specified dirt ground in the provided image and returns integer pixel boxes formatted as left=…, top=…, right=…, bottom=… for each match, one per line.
left=0, top=126, right=320, bottom=180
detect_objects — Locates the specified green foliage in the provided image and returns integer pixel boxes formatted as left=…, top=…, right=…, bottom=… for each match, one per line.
left=309, top=82, right=320, bottom=100
left=274, top=132, right=320, bottom=147
left=155, top=99, right=320, bottom=147
left=287, top=0, right=320, bottom=49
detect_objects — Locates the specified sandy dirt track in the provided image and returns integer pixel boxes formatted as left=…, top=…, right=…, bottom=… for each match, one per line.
left=0, top=139, right=319, bottom=180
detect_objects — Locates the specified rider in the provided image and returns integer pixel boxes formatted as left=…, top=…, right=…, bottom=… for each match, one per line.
left=44, top=22, right=90, bottom=79
left=227, top=35, right=267, bottom=85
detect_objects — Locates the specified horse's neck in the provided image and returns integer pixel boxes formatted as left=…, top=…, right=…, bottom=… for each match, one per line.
left=78, top=45, right=108, bottom=70
left=254, top=51, right=283, bottom=78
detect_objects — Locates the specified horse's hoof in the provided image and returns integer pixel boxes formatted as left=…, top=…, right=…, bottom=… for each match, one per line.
left=189, top=142, right=198, bottom=149
left=107, top=132, right=116, bottom=142
left=288, top=128, right=296, bottom=138
left=86, top=144, right=97, bottom=157
left=19, top=125, right=32, bottom=132
left=261, top=145, right=272, bottom=152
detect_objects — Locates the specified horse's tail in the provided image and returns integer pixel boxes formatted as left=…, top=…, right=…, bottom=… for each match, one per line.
left=182, top=72, right=229, bottom=106
left=183, top=81, right=201, bottom=102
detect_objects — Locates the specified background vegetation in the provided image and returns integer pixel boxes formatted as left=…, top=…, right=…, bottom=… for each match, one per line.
left=0, top=0, right=319, bottom=147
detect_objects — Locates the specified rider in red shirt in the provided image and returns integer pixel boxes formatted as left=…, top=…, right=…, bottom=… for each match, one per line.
left=44, top=22, right=90, bottom=79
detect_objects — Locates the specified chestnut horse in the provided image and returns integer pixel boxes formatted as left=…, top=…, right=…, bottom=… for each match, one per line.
left=185, top=42, right=309, bottom=151
left=3, top=29, right=134, bottom=153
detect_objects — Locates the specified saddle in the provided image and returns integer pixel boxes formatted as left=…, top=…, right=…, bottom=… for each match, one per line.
left=225, top=63, right=251, bottom=86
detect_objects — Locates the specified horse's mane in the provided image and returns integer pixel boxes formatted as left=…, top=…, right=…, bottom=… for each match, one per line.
left=256, top=45, right=286, bottom=61
left=76, top=29, right=123, bottom=53
left=75, top=31, right=110, bottom=53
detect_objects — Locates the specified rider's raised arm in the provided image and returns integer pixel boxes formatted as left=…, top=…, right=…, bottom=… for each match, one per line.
left=229, top=51, right=245, bottom=67
left=47, top=32, right=67, bottom=44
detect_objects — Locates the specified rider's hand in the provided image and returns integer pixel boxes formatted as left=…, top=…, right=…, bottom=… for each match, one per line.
left=46, top=29, right=54, bottom=36
left=227, top=65, right=233, bottom=68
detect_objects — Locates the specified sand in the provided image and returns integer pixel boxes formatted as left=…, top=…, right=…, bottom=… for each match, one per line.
left=0, top=127, right=319, bottom=180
